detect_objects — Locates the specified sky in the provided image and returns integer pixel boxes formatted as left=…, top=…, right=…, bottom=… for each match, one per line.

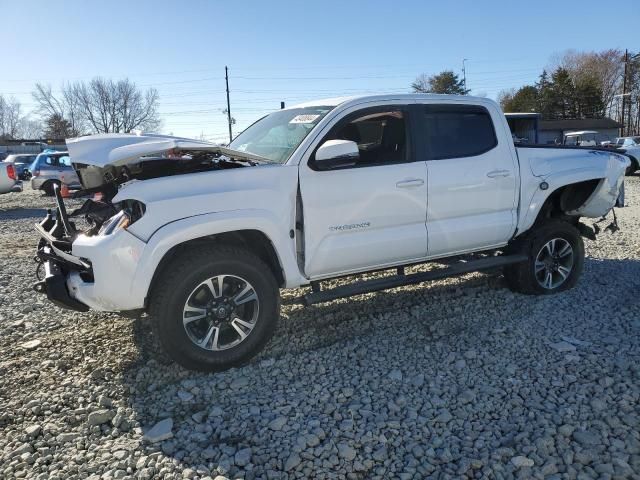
left=1, top=0, right=639, bottom=141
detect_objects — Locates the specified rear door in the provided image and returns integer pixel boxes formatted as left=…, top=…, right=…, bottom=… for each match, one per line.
left=299, top=105, right=428, bottom=278
left=415, top=102, right=518, bottom=257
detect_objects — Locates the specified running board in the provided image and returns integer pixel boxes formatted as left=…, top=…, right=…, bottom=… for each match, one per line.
left=303, top=254, right=528, bottom=306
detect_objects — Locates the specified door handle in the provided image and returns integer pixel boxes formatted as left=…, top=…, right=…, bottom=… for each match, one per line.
left=486, top=170, right=511, bottom=178
left=396, top=178, right=424, bottom=188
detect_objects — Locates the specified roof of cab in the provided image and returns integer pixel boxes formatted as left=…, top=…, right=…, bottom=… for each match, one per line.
left=289, top=94, right=498, bottom=110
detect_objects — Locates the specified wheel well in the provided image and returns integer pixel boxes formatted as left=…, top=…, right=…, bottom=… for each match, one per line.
left=535, top=179, right=601, bottom=224
left=40, top=179, right=59, bottom=188
left=145, top=230, right=285, bottom=308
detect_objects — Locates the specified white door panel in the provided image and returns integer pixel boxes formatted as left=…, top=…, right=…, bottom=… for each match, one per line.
left=426, top=153, right=517, bottom=256
left=300, top=162, right=428, bottom=278
left=418, top=103, right=519, bottom=257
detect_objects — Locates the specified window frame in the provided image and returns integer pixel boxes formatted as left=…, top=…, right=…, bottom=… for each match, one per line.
left=308, top=105, right=416, bottom=171
left=415, top=103, right=498, bottom=161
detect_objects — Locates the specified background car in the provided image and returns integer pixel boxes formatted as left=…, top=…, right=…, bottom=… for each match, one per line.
left=611, top=136, right=640, bottom=175
left=4, top=154, right=37, bottom=180
left=29, top=150, right=81, bottom=195
left=0, top=161, right=19, bottom=194
left=614, top=136, right=640, bottom=147
left=562, top=130, right=611, bottom=146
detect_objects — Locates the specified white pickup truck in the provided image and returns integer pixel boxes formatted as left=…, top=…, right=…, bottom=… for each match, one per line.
left=33, top=94, right=629, bottom=371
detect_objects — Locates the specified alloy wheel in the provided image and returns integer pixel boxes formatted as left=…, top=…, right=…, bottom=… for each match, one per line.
left=182, top=274, right=259, bottom=351
left=534, top=238, right=574, bottom=290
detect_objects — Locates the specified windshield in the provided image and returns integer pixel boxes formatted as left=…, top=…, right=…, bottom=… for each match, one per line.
left=229, top=106, right=334, bottom=163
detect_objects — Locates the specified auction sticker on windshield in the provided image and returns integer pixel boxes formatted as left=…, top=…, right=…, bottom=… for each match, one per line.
left=289, top=114, right=320, bottom=124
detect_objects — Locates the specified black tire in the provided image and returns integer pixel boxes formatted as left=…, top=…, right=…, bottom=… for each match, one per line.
left=149, top=245, right=280, bottom=372
left=503, top=220, right=584, bottom=295
left=42, top=180, right=60, bottom=196
left=625, top=157, right=638, bottom=176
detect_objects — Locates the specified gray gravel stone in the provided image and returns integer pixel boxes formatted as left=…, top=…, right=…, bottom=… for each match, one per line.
left=572, top=429, right=600, bottom=446
left=284, top=452, right=302, bottom=471
left=21, top=339, right=41, bottom=350
left=338, top=442, right=357, bottom=461
left=511, top=456, right=534, bottom=468
left=549, top=341, right=577, bottom=352
left=234, top=447, right=252, bottom=467
left=268, top=416, right=287, bottom=431
left=143, top=418, right=173, bottom=443
left=87, top=409, right=115, bottom=426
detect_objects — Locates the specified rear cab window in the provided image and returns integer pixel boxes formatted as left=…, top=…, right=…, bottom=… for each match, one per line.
left=419, top=104, right=497, bottom=160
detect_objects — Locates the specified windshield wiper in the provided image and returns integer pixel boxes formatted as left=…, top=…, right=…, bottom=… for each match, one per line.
left=217, top=146, right=274, bottom=165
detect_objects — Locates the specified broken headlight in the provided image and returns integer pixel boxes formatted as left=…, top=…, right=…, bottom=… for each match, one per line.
left=98, top=200, right=145, bottom=236
left=98, top=210, right=131, bottom=236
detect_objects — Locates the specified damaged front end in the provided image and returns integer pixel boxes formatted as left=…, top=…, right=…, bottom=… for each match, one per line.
left=33, top=185, right=92, bottom=311
left=33, top=184, right=147, bottom=312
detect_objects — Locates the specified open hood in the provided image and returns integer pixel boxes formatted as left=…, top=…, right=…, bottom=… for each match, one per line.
left=66, top=132, right=268, bottom=168
left=65, top=133, right=270, bottom=191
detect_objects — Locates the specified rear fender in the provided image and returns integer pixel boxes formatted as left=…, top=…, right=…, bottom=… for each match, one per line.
left=518, top=154, right=627, bottom=234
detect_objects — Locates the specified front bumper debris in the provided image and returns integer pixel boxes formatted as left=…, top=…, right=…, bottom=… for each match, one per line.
left=33, top=184, right=91, bottom=312
left=33, top=258, right=89, bottom=312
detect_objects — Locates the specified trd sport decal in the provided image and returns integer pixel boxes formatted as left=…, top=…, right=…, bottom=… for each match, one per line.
left=329, top=222, right=371, bottom=232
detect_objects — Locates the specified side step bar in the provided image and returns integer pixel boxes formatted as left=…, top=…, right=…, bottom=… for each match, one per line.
left=303, top=254, right=528, bottom=306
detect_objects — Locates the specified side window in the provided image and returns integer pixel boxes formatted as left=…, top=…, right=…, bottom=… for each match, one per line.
left=421, top=105, right=497, bottom=160
left=319, top=109, right=408, bottom=167
left=59, top=156, right=71, bottom=167
left=43, top=155, right=53, bottom=165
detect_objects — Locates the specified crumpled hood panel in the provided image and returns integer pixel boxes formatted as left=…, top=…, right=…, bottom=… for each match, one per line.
left=66, top=133, right=218, bottom=168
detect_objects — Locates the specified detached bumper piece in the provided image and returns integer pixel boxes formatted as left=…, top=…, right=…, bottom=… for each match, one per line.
left=32, top=183, right=90, bottom=312
left=33, top=261, right=89, bottom=312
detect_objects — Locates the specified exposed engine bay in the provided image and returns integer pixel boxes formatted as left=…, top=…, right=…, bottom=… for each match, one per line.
left=71, top=150, right=254, bottom=235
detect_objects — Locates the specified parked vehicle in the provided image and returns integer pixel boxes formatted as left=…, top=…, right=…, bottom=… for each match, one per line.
left=33, top=95, right=630, bottom=372
left=29, top=150, right=81, bottom=195
left=614, top=136, right=640, bottom=147
left=0, top=161, right=19, bottom=194
left=4, top=154, right=37, bottom=180
left=562, top=130, right=611, bottom=147
left=613, top=136, right=640, bottom=175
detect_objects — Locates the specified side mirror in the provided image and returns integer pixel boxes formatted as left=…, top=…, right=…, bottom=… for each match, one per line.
left=314, top=140, right=359, bottom=170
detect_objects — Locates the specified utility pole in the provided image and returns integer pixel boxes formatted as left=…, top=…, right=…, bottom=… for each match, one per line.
left=621, top=50, right=628, bottom=137
left=462, top=58, right=468, bottom=93
left=225, top=66, right=233, bottom=143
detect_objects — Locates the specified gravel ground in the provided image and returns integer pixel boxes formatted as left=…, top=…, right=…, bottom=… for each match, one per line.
left=0, top=179, right=639, bottom=480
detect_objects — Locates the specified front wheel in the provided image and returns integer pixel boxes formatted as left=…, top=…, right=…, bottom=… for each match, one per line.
left=149, top=246, right=280, bottom=371
left=503, top=220, right=585, bottom=295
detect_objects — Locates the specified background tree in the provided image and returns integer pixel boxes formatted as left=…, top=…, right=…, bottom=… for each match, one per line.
left=498, top=86, right=538, bottom=112
left=18, top=118, right=44, bottom=138
left=0, top=95, right=23, bottom=139
left=549, top=68, right=577, bottom=119
left=44, top=113, right=74, bottom=138
left=33, top=77, right=161, bottom=134
left=33, top=83, right=85, bottom=136
left=411, top=70, right=469, bottom=94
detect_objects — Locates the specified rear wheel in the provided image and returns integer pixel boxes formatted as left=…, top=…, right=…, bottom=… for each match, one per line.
left=504, top=220, right=584, bottom=295
left=625, top=157, right=638, bottom=176
left=149, top=246, right=280, bottom=371
left=42, top=180, right=60, bottom=196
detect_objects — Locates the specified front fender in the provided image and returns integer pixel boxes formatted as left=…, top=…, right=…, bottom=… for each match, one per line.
left=130, top=209, right=307, bottom=306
